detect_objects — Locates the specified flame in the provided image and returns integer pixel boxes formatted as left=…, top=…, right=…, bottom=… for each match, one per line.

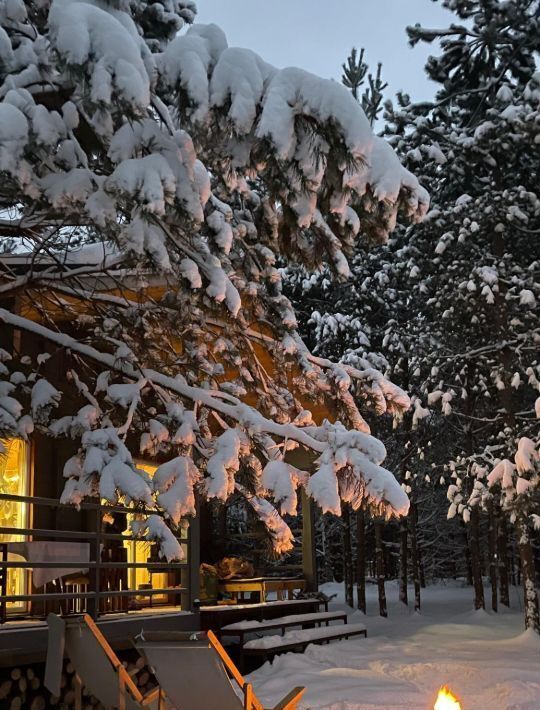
left=434, top=686, right=462, bottom=710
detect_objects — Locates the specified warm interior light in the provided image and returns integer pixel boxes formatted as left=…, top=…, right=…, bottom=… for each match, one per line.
left=0, top=438, right=30, bottom=612
left=434, top=686, right=462, bottom=710
left=123, top=461, right=182, bottom=605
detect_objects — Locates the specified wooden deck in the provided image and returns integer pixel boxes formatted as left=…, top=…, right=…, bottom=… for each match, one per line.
left=0, top=608, right=199, bottom=667
left=200, top=597, right=327, bottom=632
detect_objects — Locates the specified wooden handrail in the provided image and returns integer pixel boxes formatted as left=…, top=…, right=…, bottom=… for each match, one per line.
left=1, top=587, right=187, bottom=603
left=0, top=492, right=168, bottom=517
left=3, top=561, right=185, bottom=569
left=0, top=525, right=185, bottom=543
left=0, top=492, right=191, bottom=622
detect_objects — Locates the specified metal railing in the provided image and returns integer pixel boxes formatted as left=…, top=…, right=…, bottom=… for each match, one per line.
left=0, top=493, right=190, bottom=623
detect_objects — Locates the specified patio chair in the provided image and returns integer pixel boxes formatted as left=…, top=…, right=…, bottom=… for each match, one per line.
left=134, top=629, right=305, bottom=710
left=44, top=613, right=166, bottom=710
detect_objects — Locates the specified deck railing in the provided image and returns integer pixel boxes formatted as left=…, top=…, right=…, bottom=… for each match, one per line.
left=0, top=493, right=192, bottom=624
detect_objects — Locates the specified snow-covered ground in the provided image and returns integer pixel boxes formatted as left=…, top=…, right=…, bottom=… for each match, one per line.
left=246, top=581, right=540, bottom=709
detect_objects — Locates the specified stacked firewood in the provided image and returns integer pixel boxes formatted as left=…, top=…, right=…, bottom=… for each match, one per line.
left=0, top=655, right=158, bottom=709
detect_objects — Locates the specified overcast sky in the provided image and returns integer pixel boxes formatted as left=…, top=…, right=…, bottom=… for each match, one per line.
left=195, top=0, right=455, bottom=102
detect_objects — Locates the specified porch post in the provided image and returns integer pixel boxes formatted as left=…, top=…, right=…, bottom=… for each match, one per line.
left=301, top=490, right=318, bottom=592
left=186, top=496, right=200, bottom=610
left=87, top=507, right=101, bottom=619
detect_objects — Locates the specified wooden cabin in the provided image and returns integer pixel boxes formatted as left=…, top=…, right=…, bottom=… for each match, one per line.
left=0, top=255, right=321, bottom=669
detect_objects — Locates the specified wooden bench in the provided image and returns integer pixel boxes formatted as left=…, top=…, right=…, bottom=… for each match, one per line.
left=220, top=610, right=348, bottom=646
left=242, top=622, right=367, bottom=663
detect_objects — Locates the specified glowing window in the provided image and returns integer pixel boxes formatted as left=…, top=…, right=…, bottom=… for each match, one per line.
left=123, top=461, right=187, bottom=606
left=0, top=438, right=30, bottom=612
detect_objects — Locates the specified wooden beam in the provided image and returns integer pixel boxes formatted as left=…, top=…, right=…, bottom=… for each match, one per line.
left=187, top=496, right=201, bottom=610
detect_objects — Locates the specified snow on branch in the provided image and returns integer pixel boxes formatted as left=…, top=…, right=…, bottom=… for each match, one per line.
left=131, top=514, right=184, bottom=562
left=0, top=0, right=428, bottom=557
left=0, top=306, right=410, bottom=560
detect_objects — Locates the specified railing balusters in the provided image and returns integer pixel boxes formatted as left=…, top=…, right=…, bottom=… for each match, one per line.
left=0, top=543, right=7, bottom=623
left=88, top=507, right=101, bottom=620
left=0, top=494, right=188, bottom=623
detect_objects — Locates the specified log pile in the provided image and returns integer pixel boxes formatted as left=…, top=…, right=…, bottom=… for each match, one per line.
left=0, top=653, right=158, bottom=709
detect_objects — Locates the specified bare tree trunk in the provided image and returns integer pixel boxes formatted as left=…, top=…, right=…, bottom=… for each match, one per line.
left=488, top=503, right=498, bottom=612
left=510, top=539, right=518, bottom=587
left=419, top=555, right=426, bottom=589
left=517, top=521, right=540, bottom=632
left=214, top=504, right=228, bottom=561
left=398, top=358, right=410, bottom=606
left=469, top=507, right=485, bottom=610
left=322, top=518, right=334, bottom=583
left=416, top=500, right=426, bottom=589
left=375, top=520, right=387, bottom=618
left=463, top=522, right=473, bottom=585
left=356, top=509, right=366, bottom=613
left=409, top=501, right=421, bottom=612
left=342, top=503, right=354, bottom=608
left=462, top=369, right=484, bottom=610
left=498, top=514, right=510, bottom=607
left=399, top=517, right=408, bottom=606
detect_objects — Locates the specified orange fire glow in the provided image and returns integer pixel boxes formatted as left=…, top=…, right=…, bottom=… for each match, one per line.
left=434, top=685, right=462, bottom=710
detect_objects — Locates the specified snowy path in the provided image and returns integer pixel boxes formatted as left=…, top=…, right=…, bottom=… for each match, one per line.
left=246, top=582, right=540, bottom=709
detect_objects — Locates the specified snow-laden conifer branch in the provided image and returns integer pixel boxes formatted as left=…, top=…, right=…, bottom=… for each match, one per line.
left=0, top=0, right=429, bottom=558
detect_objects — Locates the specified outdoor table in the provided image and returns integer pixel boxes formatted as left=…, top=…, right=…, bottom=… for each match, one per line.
left=217, top=577, right=306, bottom=602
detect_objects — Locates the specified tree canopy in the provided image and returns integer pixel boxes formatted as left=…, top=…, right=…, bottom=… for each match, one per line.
left=0, top=0, right=429, bottom=558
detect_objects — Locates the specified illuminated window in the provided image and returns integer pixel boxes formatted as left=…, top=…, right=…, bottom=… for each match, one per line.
left=0, top=438, right=30, bottom=612
left=123, top=461, right=187, bottom=606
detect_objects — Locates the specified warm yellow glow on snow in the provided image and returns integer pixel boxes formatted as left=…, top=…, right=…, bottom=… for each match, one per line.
left=434, top=686, right=462, bottom=710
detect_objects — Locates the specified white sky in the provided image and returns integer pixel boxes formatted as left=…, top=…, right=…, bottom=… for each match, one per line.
left=195, top=0, right=455, bottom=101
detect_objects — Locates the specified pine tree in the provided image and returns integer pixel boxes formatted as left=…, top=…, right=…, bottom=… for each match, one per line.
left=341, top=47, right=368, bottom=102
left=389, top=0, right=540, bottom=621
left=287, top=49, right=423, bottom=614
left=342, top=46, right=388, bottom=125
left=0, top=1, right=428, bottom=557
left=286, top=0, right=540, bottom=620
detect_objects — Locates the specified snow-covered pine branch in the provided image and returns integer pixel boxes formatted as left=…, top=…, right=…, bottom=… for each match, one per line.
left=0, top=0, right=428, bottom=558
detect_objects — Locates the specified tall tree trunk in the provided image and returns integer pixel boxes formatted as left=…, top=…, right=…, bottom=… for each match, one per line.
left=375, top=520, right=387, bottom=618
left=398, top=356, right=410, bottom=605
left=214, top=504, right=228, bottom=561
left=409, top=501, right=421, bottom=612
left=323, top=515, right=337, bottom=582
left=419, top=552, right=426, bottom=589
left=497, top=515, right=510, bottom=607
left=509, top=539, right=517, bottom=587
left=301, top=491, right=317, bottom=592
left=463, top=522, right=473, bottom=585
left=517, top=520, right=540, bottom=632
left=462, top=367, right=484, bottom=610
left=356, top=509, right=366, bottom=613
left=342, top=503, right=354, bottom=607
left=488, top=503, right=498, bottom=612
left=322, top=517, right=334, bottom=583
left=469, top=507, right=485, bottom=610
left=417, top=502, right=426, bottom=590
left=399, top=516, right=408, bottom=605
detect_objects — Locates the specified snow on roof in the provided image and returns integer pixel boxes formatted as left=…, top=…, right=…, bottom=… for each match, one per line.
left=0, top=242, right=119, bottom=268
